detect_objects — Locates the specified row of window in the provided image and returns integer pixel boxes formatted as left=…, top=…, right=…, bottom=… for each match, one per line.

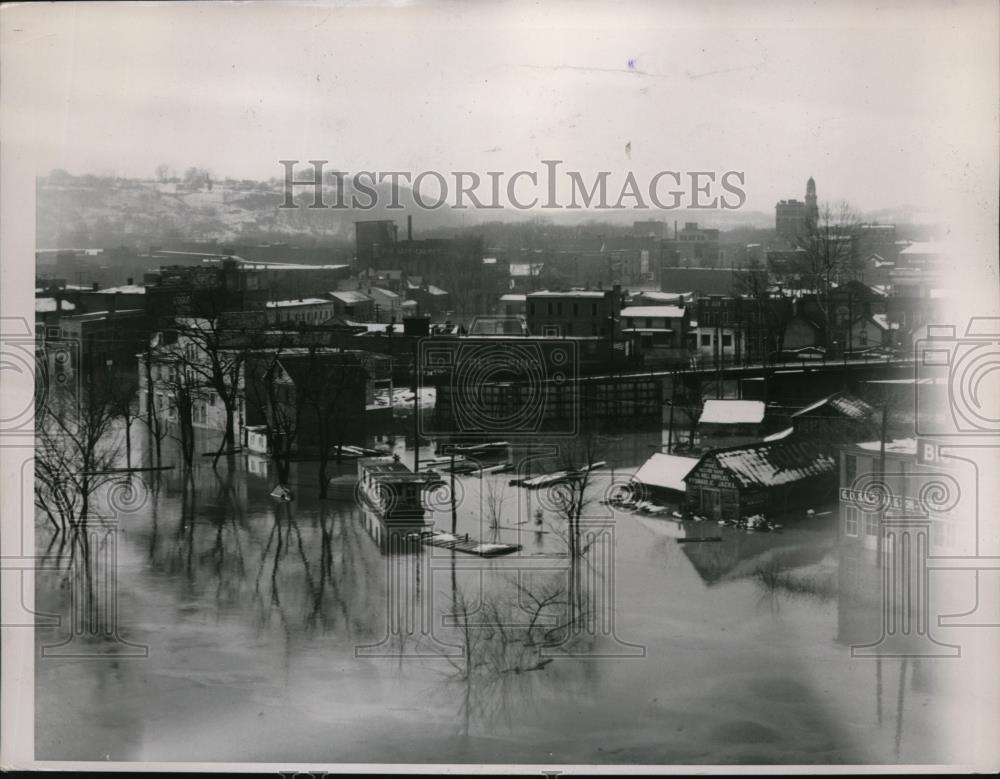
left=274, top=308, right=332, bottom=323
left=539, top=323, right=608, bottom=337
left=528, top=301, right=602, bottom=317
left=843, top=505, right=963, bottom=548
left=699, top=333, right=734, bottom=347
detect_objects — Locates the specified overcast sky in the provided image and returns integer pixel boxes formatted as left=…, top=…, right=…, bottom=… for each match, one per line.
left=2, top=0, right=997, bottom=216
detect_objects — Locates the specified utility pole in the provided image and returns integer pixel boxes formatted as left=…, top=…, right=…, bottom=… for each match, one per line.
left=876, top=399, right=889, bottom=569
left=412, top=336, right=419, bottom=473
left=449, top=446, right=457, bottom=534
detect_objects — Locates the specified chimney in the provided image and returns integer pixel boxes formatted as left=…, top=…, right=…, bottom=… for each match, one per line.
left=127, top=277, right=133, bottom=285
left=92, top=282, right=99, bottom=291
left=407, top=214, right=413, bottom=242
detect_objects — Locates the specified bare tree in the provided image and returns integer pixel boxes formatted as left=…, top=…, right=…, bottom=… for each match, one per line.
left=35, top=377, right=121, bottom=532
left=154, top=164, right=174, bottom=183
left=170, top=317, right=249, bottom=462
left=798, top=201, right=861, bottom=349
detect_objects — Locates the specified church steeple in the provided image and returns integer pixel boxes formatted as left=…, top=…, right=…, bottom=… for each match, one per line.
left=805, top=176, right=818, bottom=228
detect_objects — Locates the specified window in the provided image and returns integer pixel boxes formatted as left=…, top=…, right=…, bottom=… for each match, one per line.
left=845, top=454, right=857, bottom=485
left=645, top=318, right=653, bottom=328
left=528, top=302, right=535, bottom=315
left=626, top=318, right=634, bottom=328
left=573, top=303, right=579, bottom=316
left=844, top=506, right=859, bottom=537
left=722, top=334, right=733, bottom=347
left=556, top=302, right=563, bottom=315
left=591, top=303, right=597, bottom=316
left=700, top=334, right=711, bottom=347
left=547, top=302, right=553, bottom=315
left=864, top=512, right=879, bottom=537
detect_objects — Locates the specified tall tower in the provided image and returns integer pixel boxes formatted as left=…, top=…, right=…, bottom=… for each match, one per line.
left=805, top=176, right=818, bottom=229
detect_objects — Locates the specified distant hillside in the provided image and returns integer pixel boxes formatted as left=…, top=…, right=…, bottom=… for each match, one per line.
left=35, top=171, right=468, bottom=249
left=40, top=170, right=928, bottom=250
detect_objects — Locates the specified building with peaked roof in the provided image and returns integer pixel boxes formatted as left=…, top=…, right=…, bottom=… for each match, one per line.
left=630, top=453, right=700, bottom=503
left=788, top=391, right=878, bottom=445
left=696, top=399, right=768, bottom=450
left=328, top=289, right=375, bottom=321
left=683, top=438, right=838, bottom=521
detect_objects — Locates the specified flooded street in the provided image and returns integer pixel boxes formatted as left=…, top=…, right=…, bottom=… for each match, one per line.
left=33, top=428, right=990, bottom=765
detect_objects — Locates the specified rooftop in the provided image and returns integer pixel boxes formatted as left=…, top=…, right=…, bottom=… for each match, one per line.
left=527, top=289, right=608, bottom=299
left=791, top=391, right=875, bottom=420
left=635, top=291, right=692, bottom=302
left=632, top=453, right=699, bottom=494
left=856, top=438, right=918, bottom=455
left=499, top=293, right=526, bottom=302
left=265, top=298, right=332, bottom=308
left=700, top=399, right=766, bottom=425
left=688, top=439, right=837, bottom=489
left=329, top=290, right=372, bottom=304
left=34, top=298, right=76, bottom=313
left=509, top=262, right=544, bottom=277
left=57, top=309, right=144, bottom=322
left=96, top=285, right=146, bottom=295
left=620, top=305, right=686, bottom=319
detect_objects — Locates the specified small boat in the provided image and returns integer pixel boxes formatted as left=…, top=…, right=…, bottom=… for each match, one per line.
left=269, top=485, right=294, bottom=502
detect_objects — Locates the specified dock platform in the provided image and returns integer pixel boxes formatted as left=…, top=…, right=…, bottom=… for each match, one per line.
left=408, top=530, right=522, bottom=557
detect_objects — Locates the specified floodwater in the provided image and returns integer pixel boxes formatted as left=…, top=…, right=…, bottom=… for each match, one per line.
left=33, top=426, right=994, bottom=766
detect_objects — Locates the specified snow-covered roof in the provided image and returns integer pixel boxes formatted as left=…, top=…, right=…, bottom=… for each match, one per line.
left=855, top=438, right=917, bottom=455
left=792, top=392, right=874, bottom=420
left=527, top=289, right=606, bottom=299
left=426, top=285, right=448, bottom=296
left=96, top=285, right=146, bottom=294
left=620, top=305, right=686, bottom=319
left=265, top=298, right=331, bottom=308
left=763, top=427, right=794, bottom=442
left=329, top=290, right=371, bottom=304
left=632, top=453, right=699, bottom=494
left=688, top=439, right=837, bottom=489
left=509, top=262, right=544, bottom=277
left=699, top=399, right=766, bottom=425
left=635, top=291, right=692, bottom=302
left=34, top=298, right=76, bottom=313
left=499, top=293, right=526, bottom=302
left=237, top=261, right=350, bottom=271
left=871, top=314, right=899, bottom=330
left=368, top=286, right=400, bottom=299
